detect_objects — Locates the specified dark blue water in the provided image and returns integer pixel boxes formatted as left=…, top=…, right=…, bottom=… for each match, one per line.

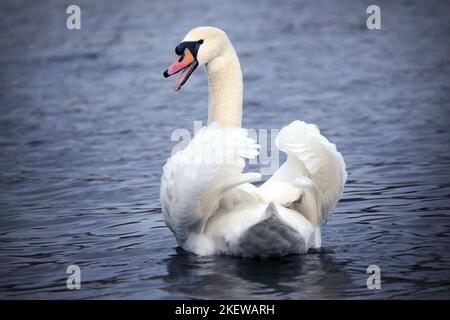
left=1, top=0, right=450, bottom=299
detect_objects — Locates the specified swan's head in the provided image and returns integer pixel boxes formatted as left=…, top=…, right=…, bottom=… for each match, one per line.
left=163, top=27, right=230, bottom=91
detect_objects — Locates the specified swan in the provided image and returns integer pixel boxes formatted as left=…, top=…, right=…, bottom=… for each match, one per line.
left=161, top=27, right=347, bottom=257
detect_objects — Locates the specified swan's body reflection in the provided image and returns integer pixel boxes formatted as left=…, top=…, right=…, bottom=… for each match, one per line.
left=161, top=248, right=352, bottom=299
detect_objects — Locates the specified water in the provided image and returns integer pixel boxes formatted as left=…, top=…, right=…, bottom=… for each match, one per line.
left=1, top=0, right=450, bottom=299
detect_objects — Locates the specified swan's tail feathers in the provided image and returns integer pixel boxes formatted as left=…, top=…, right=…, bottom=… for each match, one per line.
left=234, top=203, right=309, bottom=257
left=160, top=123, right=260, bottom=244
left=270, top=120, right=347, bottom=224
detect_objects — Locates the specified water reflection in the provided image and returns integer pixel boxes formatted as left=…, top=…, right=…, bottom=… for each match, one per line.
left=162, top=248, right=352, bottom=299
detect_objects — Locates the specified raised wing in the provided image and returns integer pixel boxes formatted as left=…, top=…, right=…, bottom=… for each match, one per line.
left=160, top=123, right=260, bottom=245
left=258, top=120, right=347, bottom=225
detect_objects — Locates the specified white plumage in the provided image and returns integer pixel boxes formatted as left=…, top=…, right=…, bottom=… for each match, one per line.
left=161, top=121, right=346, bottom=257
left=161, top=27, right=347, bottom=257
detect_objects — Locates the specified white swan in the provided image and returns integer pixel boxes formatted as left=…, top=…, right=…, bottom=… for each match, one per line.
left=161, top=27, right=347, bottom=257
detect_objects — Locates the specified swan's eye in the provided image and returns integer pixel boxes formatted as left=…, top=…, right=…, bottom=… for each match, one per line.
left=198, top=39, right=204, bottom=44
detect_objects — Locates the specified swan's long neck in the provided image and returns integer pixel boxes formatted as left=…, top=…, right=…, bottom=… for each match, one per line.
left=206, top=46, right=243, bottom=128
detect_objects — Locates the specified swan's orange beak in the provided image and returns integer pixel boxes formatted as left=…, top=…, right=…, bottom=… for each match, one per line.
left=163, top=48, right=198, bottom=91
left=164, top=39, right=203, bottom=91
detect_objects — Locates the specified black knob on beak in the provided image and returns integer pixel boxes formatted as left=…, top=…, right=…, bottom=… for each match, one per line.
left=175, top=44, right=184, bottom=55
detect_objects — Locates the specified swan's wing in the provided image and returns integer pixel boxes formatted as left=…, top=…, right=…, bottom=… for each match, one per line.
left=258, top=120, right=347, bottom=225
left=160, top=123, right=260, bottom=244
